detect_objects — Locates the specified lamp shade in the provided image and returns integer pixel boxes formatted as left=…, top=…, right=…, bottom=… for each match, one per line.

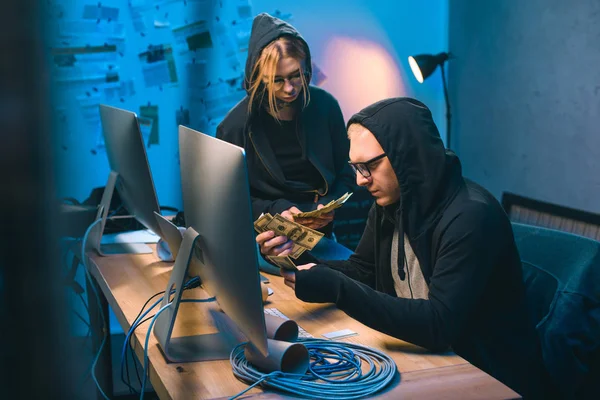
left=408, top=52, right=449, bottom=83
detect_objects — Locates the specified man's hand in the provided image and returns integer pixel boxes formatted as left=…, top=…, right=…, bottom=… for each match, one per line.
left=294, top=204, right=334, bottom=230
left=256, top=230, right=293, bottom=256
left=280, top=263, right=316, bottom=290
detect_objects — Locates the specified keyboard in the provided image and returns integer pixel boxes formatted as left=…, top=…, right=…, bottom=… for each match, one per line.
left=264, top=307, right=313, bottom=338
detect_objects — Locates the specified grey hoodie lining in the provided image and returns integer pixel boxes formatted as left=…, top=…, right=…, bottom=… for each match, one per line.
left=391, top=228, right=429, bottom=300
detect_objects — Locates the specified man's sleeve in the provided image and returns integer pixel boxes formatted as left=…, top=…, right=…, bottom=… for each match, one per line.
left=293, top=204, right=377, bottom=285
left=294, top=203, right=503, bottom=351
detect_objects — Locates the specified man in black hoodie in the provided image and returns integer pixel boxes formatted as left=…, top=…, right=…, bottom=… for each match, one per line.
left=258, top=98, right=552, bottom=398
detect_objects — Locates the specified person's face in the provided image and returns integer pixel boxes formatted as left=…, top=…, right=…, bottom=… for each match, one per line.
left=348, top=124, right=401, bottom=206
left=270, top=57, right=304, bottom=103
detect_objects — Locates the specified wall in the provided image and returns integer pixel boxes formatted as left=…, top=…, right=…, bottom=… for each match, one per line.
left=449, top=0, right=600, bottom=213
left=254, top=0, right=449, bottom=132
left=52, top=0, right=449, bottom=210
left=51, top=0, right=255, bottom=210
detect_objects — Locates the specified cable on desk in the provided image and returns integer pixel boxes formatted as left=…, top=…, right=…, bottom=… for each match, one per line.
left=120, top=276, right=200, bottom=393
left=80, top=218, right=111, bottom=400
left=229, top=338, right=397, bottom=400
left=124, top=289, right=167, bottom=392
left=139, top=297, right=216, bottom=400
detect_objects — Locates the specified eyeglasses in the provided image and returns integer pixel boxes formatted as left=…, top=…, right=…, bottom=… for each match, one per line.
left=267, top=71, right=307, bottom=91
left=348, top=153, right=387, bottom=178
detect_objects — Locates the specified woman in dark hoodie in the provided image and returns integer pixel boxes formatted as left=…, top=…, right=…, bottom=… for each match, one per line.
left=217, top=13, right=354, bottom=241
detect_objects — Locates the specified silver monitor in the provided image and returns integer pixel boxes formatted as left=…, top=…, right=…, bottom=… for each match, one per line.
left=89, top=105, right=163, bottom=255
left=179, top=125, right=268, bottom=356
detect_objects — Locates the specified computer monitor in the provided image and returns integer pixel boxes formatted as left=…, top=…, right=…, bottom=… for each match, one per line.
left=153, top=125, right=269, bottom=361
left=88, top=105, right=165, bottom=255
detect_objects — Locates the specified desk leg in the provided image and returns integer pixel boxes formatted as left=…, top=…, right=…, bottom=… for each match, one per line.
left=86, top=274, right=114, bottom=399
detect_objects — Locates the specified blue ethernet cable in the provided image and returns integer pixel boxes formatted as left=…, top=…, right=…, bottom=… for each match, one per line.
left=228, top=338, right=397, bottom=400
left=139, top=297, right=216, bottom=400
left=119, top=276, right=201, bottom=393
left=80, top=219, right=111, bottom=400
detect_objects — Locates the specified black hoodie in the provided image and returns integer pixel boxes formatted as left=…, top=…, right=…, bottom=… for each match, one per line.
left=295, top=98, right=551, bottom=398
left=216, top=13, right=354, bottom=219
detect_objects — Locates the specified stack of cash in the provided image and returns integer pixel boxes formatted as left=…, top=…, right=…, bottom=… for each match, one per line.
left=254, top=213, right=324, bottom=271
left=293, top=192, right=353, bottom=219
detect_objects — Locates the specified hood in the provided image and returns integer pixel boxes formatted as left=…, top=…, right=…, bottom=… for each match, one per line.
left=348, top=97, right=463, bottom=239
left=244, top=13, right=312, bottom=94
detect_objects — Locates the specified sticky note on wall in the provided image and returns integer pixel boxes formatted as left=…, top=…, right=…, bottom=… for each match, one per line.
left=140, top=104, right=159, bottom=146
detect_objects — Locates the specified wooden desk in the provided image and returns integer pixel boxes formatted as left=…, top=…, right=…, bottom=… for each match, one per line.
left=86, top=246, right=519, bottom=399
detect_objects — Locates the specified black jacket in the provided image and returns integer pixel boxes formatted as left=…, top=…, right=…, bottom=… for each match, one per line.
left=295, top=98, right=551, bottom=398
left=216, top=13, right=354, bottom=219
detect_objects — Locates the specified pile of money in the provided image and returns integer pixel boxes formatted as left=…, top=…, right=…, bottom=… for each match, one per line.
left=293, top=192, right=353, bottom=219
left=254, top=213, right=324, bottom=271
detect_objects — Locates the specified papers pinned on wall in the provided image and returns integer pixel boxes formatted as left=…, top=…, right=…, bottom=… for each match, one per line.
left=138, top=44, right=179, bottom=88
left=52, top=45, right=119, bottom=84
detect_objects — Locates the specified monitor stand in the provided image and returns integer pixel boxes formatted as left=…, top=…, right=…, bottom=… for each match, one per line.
left=87, top=171, right=153, bottom=256
left=153, top=227, right=243, bottom=363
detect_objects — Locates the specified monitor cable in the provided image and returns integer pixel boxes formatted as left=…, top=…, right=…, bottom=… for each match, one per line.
left=119, top=276, right=201, bottom=394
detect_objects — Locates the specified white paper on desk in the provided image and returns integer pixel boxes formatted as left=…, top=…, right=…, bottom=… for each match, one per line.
left=322, top=328, right=358, bottom=340
left=101, top=229, right=161, bottom=245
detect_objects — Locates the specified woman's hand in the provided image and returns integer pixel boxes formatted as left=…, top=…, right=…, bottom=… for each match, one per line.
left=293, top=204, right=334, bottom=230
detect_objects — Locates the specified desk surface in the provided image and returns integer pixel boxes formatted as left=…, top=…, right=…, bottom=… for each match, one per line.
left=88, top=246, right=519, bottom=400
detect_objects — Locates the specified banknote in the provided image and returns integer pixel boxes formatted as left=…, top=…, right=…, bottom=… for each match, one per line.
left=266, top=255, right=298, bottom=271
left=293, top=192, right=353, bottom=219
left=254, top=213, right=274, bottom=233
left=288, top=243, right=307, bottom=259
left=264, top=214, right=324, bottom=250
left=254, top=213, right=308, bottom=258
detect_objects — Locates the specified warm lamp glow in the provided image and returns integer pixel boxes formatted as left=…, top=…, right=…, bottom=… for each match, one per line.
left=320, top=37, right=406, bottom=120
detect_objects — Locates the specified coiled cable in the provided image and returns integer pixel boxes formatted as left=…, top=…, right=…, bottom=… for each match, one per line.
left=229, top=338, right=397, bottom=400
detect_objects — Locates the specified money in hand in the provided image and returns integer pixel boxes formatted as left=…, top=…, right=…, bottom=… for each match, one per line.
left=254, top=213, right=273, bottom=233
left=294, top=192, right=353, bottom=219
left=264, top=214, right=324, bottom=251
left=254, top=213, right=310, bottom=259
left=266, top=255, right=298, bottom=271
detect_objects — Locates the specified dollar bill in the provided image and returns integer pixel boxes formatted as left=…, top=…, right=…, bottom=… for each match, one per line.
left=254, top=213, right=308, bottom=258
left=266, top=255, right=298, bottom=271
left=289, top=243, right=307, bottom=259
left=254, top=213, right=274, bottom=233
left=294, top=192, right=353, bottom=219
left=264, top=214, right=324, bottom=250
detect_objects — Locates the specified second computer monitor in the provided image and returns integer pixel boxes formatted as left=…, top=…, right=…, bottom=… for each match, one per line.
left=179, top=125, right=268, bottom=356
left=99, top=104, right=163, bottom=238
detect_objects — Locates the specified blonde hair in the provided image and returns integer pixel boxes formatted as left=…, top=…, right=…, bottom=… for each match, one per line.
left=246, top=36, right=310, bottom=118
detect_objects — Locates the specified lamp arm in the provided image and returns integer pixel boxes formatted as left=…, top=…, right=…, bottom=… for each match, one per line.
left=440, top=63, right=452, bottom=149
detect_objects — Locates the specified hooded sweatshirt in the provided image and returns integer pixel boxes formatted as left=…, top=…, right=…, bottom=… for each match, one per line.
left=216, top=13, right=354, bottom=220
left=295, top=98, right=551, bottom=398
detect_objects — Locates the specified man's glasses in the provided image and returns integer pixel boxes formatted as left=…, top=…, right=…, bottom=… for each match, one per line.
left=348, top=153, right=387, bottom=178
left=268, top=71, right=307, bottom=91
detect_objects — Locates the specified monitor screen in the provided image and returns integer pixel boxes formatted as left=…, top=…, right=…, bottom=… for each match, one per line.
left=179, top=125, right=268, bottom=356
left=99, top=105, right=163, bottom=238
